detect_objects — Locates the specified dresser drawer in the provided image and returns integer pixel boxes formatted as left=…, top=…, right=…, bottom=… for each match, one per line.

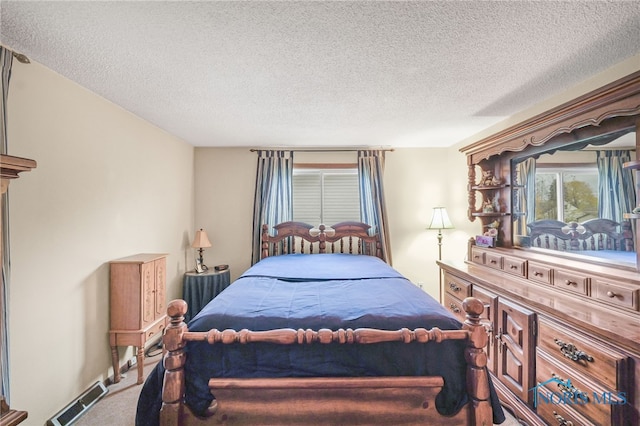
left=503, top=255, right=526, bottom=277
left=593, top=279, right=638, bottom=311
left=537, top=317, right=630, bottom=391
left=470, top=246, right=485, bottom=264
left=536, top=393, right=599, bottom=426
left=528, top=261, right=552, bottom=285
left=485, top=252, right=502, bottom=270
left=536, top=351, right=626, bottom=426
left=553, top=269, right=589, bottom=296
left=145, top=316, right=167, bottom=342
left=443, top=272, right=472, bottom=299
left=443, top=293, right=466, bottom=323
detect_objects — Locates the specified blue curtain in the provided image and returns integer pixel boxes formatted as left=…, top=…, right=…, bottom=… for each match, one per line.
left=357, top=150, right=392, bottom=264
left=596, top=150, right=636, bottom=222
left=251, top=150, right=294, bottom=264
left=516, top=158, right=536, bottom=235
left=0, top=46, right=13, bottom=404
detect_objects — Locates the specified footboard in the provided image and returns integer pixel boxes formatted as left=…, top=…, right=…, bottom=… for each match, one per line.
left=160, top=297, right=492, bottom=426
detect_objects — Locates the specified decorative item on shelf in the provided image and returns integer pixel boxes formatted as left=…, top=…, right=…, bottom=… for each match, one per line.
left=482, top=199, right=495, bottom=213
left=483, top=219, right=500, bottom=241
left=478, top=170, right=501, bottom=186
left=633, top=206, right=640, bottom=214
left=475, top=234, right=495, bottom=248
left=191, top=228, right=212, bottom=273
left=427, top=207, right=454, bottom=261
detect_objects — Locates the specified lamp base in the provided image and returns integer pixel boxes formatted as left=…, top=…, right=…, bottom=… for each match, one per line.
left=195, top=249, right=209, bottom=273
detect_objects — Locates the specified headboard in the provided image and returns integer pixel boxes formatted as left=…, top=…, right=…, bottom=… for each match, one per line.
left=527, top=218, right=634, bottom=252
left=261, top=221, right=384, bottom=261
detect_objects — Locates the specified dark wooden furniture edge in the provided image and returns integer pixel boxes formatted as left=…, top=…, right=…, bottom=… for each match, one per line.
left=0, top=154, right=35, bottom=426
left=460, top=70, right=640, bottom=162
left=0, top=397, right=27, bottom=426
left=159, top=297, right=493, bottom=425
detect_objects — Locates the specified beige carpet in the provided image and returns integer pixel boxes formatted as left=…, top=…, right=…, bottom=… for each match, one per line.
left=74, top=352, right=522, bottom=426
left=75, top=352, right=161, bottom=426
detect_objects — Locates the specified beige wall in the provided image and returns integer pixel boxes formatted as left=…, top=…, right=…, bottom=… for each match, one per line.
left=5, top=60, right=195, bottom=424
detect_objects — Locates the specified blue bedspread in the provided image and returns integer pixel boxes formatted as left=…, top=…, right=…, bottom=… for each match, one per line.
left=136, top=254, right=505, bottom=425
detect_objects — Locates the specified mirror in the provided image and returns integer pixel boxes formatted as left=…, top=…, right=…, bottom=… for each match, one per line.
left=511, top=125, right=638, bottom=269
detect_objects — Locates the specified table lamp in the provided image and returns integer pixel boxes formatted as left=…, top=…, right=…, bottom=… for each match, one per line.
left=191, top=229, right=212, bottom=272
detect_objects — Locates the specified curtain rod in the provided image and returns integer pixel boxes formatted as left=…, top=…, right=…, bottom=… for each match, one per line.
left=250, top=147, right=394, bottom=153
left=0, top=45, right=31, bottom=64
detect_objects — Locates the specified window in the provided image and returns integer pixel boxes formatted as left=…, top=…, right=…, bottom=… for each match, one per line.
left=535, top=167, right=598, bottom=222
left=292, top=166, right=360, bottom=226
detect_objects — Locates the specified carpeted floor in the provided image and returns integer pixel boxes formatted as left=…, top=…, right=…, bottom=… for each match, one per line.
left=75, top=351, right=523, bottom=426
left=75, top=351, right=162, bottom=426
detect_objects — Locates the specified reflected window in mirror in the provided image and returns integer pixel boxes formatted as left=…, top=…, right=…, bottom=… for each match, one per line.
left=535, top=165, right=598, bottom=222
left=512, top=130, right=637, bottom=268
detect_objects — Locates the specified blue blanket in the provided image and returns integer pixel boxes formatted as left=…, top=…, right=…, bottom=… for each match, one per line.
left=136, top=254, right=505, bottom=424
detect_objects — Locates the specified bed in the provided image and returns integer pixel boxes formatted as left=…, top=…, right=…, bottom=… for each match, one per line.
left=136, top=221, right=504, bottom=425
left=526, top=218, right=636, bottom=264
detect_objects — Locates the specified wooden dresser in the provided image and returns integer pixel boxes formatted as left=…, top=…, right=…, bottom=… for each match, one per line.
left=441, top=72, right=640, bottom=425
left=109, top=253, right=167, bottom=385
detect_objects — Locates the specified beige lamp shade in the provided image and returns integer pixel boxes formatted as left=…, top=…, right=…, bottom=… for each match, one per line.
left=191, top=229, right=212, bottom=249
left=427, top=207, right=454, bottom=230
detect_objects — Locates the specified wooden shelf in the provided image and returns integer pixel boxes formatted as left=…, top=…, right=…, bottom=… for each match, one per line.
left=623, top=160, right=640, bottom=170
left=471, top=212, right=510, bottom=217
left=471, top=184, right=509, bottom=190
left=623, top=213, right=640, bottom=220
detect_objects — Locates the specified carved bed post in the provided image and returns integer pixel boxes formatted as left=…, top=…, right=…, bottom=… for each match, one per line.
left=160, top=300, right=188, bottom=426
left=462, top=297, right=492, bottom=426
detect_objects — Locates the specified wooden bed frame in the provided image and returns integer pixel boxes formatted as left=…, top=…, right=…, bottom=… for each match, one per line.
left=159, top=222, right=494, bottom=425
left=527, top=217, right=634, bottom=252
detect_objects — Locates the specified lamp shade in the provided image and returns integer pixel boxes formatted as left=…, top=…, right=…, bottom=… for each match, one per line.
left=191, top=229, right=212, bottom=249
left=427, top=207, right=454, bottom=230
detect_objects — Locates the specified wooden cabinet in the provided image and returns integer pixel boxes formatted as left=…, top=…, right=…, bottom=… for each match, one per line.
left=109, top=253, right=167, bottom=384
left=495, top=298, right=536, bottom=406
left=472, top=286, right=498, bottom=373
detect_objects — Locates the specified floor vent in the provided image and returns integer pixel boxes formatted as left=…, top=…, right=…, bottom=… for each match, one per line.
left=47, top=381, right=108, bottom=426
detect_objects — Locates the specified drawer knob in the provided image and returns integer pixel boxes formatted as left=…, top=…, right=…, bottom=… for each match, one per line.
left=448, top=282, right=461, bottom=292
left=564, top=280, right=576, bottom=286
left=509, top=265, right=518, bottom=270
left=533, top=271, right=544, bottom=277
left=554, top=338, right=594, bottom=363
left=490, top=260, right=497, bottom=264
left=449, top=303, right=460, bottom=313
left=606, top=291, right=619, bottom=298
left=552, top=410, right=574, bottom=426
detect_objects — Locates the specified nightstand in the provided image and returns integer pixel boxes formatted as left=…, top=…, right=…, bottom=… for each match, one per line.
left=183, top=268, right=231, bottom=322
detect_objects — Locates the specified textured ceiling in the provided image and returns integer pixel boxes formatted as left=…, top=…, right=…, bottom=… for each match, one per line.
left=1, top=1, right=639, bottom=148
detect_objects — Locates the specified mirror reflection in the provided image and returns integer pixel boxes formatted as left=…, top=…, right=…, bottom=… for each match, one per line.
left=512, top=130, right=637, bottom=267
